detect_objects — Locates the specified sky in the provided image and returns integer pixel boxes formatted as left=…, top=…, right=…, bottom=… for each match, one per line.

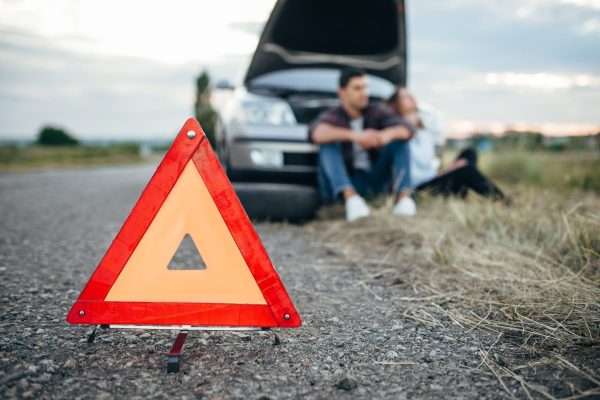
left=0, top=0, right=599, bottom=140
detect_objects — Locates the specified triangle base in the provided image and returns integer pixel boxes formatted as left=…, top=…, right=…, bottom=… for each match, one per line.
left=67, top=301, right=290, bottom=327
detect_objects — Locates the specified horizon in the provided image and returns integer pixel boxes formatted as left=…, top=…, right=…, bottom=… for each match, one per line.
left=2, top=125, right=598, bottom=144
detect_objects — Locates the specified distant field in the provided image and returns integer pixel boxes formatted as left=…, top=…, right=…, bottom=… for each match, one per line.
left=0, top=144, right=151, bottom=171
left=445, top=150, right=600, bottom=193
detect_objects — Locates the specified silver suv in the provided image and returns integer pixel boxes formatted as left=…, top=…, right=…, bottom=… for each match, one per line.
left=213, top=0, right=407, bottom=219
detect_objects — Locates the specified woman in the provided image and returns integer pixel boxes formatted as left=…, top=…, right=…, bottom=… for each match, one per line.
left=388, top=89, right=507, bottom=202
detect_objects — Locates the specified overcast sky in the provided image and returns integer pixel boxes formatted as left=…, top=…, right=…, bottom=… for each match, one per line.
left=0, top=0, right=598, bottom=140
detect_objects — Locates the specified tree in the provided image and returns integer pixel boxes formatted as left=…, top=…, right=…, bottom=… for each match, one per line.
left=194, top=70, right=218, bottom=148
left=36, top=125, right=79, bottom=146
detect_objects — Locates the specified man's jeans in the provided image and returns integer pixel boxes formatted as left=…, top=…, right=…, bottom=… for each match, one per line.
left=318, top=140, right=412, bottom=204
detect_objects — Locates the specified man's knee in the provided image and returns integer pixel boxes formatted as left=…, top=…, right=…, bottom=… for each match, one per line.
left=318, top=142, right=344, bottom=167
left=319, top=142, right=343, bottom=154
left=385, top=139, right=409, bottom=154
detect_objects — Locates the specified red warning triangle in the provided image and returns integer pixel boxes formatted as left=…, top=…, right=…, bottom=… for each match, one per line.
left=66, top=118, right=301, bottom=328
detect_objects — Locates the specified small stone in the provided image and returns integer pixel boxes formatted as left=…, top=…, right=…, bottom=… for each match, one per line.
left=386, top=350, right=399, bottom=359
left=63, top=359, right=77, bottom=369
left=96, top=392, right=112, bottom=400
left=96, top=380, right=109, bottom=390
left=37, top=373, right=52, bottom=383
left=0, top=371, right=25, bottom=385
left=335, top=377, right=358, bottom=391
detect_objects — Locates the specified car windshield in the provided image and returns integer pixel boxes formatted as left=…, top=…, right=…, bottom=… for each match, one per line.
left=249, top=68, right=396, bottom=99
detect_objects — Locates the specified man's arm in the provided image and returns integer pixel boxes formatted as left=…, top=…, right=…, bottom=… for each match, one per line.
left=312, top=123, right=380, bottom=149
left=311, top=123, right=355, bottom=143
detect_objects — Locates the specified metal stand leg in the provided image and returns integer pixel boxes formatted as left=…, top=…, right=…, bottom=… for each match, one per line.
left=87, top=324, right=110, bottom=344
left=87, top=326, right=98, bottom=344
left=166, top=330, right=189, bottom=373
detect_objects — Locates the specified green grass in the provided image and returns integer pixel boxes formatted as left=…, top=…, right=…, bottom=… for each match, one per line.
left=0, top=143, right=145, bottom=171
left=445, top=150, right=600, bottom=193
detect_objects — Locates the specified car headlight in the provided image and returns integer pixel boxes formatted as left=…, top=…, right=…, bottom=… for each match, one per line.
left=241, top=101, right=296, bottom=125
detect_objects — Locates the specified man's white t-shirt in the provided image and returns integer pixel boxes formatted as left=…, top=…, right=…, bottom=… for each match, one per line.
left=350, top=117, right=371, bottom=171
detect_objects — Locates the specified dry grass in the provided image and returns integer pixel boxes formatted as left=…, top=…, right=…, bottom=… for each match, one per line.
left=310, top=186, right=600, bottom=398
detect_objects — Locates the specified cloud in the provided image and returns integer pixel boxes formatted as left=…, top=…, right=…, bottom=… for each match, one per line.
left=485, top=72, right=600, bottom=90
left=228, top=21, right=265, bottom=36
left=0, top=0, right=275, bottom=65
left=0, top=26, right=250, bottom=139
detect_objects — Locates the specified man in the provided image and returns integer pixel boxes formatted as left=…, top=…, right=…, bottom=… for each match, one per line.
left=309, top=67, right=416, bottom=221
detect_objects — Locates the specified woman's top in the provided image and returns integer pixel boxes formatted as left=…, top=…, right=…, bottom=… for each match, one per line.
left=409, top=110, right=444, bottom=187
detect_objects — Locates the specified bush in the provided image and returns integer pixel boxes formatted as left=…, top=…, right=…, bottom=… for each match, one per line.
left=114, top=142, right=141, bottom=156
left=36, top=126, right=79, bottom=146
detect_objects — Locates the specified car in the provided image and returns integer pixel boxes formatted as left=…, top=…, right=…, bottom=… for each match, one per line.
left=213, top=0, right=408, bottom=220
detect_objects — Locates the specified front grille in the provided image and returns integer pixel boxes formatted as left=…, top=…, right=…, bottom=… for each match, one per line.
left=291, top=107, right=329, bottom=125
left=283, top=152, right=317, bottom=167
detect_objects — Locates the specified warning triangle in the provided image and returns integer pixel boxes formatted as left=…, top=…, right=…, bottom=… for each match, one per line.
left=66, top=118, right=301, bottom=328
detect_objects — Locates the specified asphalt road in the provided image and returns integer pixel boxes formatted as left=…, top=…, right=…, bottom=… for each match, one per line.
left=1, top=165, right=512, bottom=399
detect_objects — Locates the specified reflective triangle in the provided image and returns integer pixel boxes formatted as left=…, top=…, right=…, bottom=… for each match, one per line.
left=66, top=118, right=301, bottom=328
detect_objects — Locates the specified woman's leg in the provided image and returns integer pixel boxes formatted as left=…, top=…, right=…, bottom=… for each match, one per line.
left=417, top=165, right=505, bottom=200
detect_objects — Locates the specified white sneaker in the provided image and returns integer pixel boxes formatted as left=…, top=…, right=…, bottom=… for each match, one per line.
left=393, top=196, right=417, bottom=216
left=345, top=195, right=370, bottom=222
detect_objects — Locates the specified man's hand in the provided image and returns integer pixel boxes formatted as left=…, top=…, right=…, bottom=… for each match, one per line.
left=353, top=129, right=380, bottom=149
left=377, top=130, right=396, bottom=146
left=377, top=125, right=413, bottom=146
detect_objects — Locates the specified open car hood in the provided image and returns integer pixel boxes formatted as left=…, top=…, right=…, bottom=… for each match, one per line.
left=244, top=0, right=407, bottom=87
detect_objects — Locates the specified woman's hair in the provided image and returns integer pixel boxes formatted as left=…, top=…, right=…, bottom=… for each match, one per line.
left=388, top=87, right=417, bottom=117
left=387, top=87, right=410, bottom=106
